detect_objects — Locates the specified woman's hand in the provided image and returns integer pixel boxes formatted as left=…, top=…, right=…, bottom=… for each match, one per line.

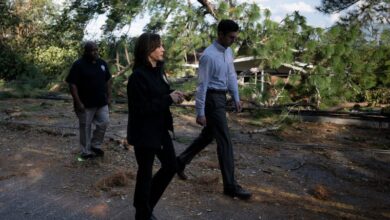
left=170, top=91, right=184, bottom=104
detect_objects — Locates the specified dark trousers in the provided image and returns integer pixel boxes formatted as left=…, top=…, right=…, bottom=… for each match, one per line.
left=178, top=92, right=237, bottom=189
left=133, top=131, right=177, bottom=220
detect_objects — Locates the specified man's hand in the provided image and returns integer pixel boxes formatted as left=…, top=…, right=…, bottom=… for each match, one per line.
left=235, top=100, right=242, bottom=113
left=69, top=84, right=85, bottom=112
left=107, top=96, right=112, bottom=108
left=196, top=116, right=207, bottom=126
left=75, top=101, right=85, bottom=113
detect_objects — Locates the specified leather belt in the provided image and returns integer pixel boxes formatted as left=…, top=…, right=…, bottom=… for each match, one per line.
left=207, top=88, right=227, bottom=94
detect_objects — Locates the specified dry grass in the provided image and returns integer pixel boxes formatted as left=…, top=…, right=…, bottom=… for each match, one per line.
left=197, top=160, right=220, bottom=169
left=95, top=170, right=135, bottom=191
left=311, top=184, right=331, bottom=200
left=193, top=174, right=220, bottom=185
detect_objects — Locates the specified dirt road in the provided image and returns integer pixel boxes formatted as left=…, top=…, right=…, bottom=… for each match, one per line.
left=0, top=98, right=389, bottom=219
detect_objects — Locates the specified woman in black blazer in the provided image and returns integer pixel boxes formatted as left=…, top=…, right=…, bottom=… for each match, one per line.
left=127, top=33, right=184, bottom=220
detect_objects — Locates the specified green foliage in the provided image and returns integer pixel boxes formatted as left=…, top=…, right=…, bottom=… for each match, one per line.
left=0, top=43, right=37, bottom=81
left=33, top=46, right=78, bottom=79
left=240, top=83, right=263, bottom=103
left=364, top=88, right=390, bottom=104
left=1, top=0, right=389, bottom=107
left=170, top=77, right=197, bottom=94
left=317, top=0, right=389, bottom=26
left=0, top=0, right=79, bottom=95
left=111, top=70, right=132, bottom=98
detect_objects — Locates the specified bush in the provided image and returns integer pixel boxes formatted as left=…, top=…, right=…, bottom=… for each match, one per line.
left=0, top=43, right=39, bottom=81
left=364, top=88, right=390, bottom=104
left=33, top=46, right=77, bottom=78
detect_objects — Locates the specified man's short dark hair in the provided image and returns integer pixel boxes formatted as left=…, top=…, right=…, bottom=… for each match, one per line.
left=217, top=19, right=239, bottom=35
left=83, top=41, right=97, bottom=52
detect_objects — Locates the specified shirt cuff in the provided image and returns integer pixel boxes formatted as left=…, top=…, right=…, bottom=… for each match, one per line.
left=196, top=108, right=205, bottom=117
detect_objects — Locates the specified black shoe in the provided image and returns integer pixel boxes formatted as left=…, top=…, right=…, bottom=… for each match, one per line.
left=224, top=185, right=252, bottom=200
left=177, top=169, right=188, bottom=180
left=80, top=153, right=95, bottom=160
left=177, top=158, right=188, bottom=180
left=150, top=214, right=158, bottom=220
left=91, top=147, right=104, bottom=157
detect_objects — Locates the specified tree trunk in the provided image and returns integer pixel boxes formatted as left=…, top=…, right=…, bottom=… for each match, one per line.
left=116, top=50, right=120, bottom=72
left=124, top=46, right=131, bottom=65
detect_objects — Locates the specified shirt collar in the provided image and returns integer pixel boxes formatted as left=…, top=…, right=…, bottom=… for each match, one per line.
left=213, top=40, right=227, bottom=52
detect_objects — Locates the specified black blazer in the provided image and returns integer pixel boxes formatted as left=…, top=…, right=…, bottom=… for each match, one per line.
left=127, top=64, right=174, bottom=149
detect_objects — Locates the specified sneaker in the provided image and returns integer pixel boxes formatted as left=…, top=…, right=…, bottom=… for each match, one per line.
left=91, top=147, right=104, bottom=157
left=80, top=153, right=95, bottom=160
left=224, top=185, right=252, bottom=200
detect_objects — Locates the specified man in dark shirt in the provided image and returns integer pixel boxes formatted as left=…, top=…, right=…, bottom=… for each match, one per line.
left=66, top=41, right=112, bottom=159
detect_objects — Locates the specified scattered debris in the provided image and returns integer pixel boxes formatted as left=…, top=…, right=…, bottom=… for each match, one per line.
left=95, top=171, right=135, bottom=191
left=311, top=184, right=331, bottom=200
left=242, top=126, right=280, bottom=134
left=193, top=174, right=219, bottom=185
left=0, top=98, right=389, bottom=219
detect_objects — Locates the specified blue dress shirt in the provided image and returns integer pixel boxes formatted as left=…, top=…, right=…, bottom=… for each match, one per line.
left=195, top=41, right=240, bottom=116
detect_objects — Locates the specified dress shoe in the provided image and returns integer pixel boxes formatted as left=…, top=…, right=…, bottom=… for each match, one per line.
left=91, top=147, right=104, bottom=157
left=177, top=169, right=188, bottom=180
left=176, top=158, right=188, bottom=180
left=224, top=185, right=252, bottom=200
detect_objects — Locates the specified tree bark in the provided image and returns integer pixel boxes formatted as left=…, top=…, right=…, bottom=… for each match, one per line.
left=197, top=0, right=217, bottom=19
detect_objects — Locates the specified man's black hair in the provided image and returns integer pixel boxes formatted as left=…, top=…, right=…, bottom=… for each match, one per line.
left=217, top=19, right=239, bottom=35
left=83, top=41, right=97, bottom=52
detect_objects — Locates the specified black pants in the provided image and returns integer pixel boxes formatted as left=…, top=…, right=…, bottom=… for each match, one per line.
left=133, top=131, right=177, bottom=220
left=178, top=92, right=237, bottom=189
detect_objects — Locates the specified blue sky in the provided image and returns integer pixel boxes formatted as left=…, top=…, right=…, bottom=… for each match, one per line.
left=84, top=0, right=341, bottom=39
left=245, top=0, right=340, bottom=27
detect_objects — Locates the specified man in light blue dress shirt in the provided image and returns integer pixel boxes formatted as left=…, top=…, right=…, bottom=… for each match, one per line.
left=177, top=19, right=252, bottom=200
